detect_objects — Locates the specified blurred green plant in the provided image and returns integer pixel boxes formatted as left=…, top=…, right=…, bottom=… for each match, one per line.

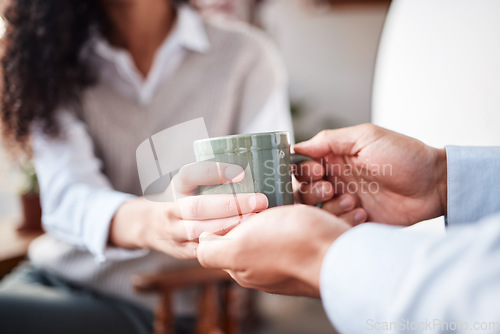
left=18, top=162, right=39, bottom=196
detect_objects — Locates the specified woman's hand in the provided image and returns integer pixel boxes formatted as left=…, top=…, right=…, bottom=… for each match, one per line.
left=110, top=162, right=268, bottom=259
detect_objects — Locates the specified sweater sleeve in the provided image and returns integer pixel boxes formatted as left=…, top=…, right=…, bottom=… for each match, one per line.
left=33, top=111, right=146, bottom=262
left=235, top=32, right=294, bottom=139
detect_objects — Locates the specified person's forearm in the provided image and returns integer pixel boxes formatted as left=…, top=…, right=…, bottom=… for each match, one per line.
left=321, top=214, right=500, bottom=333
left=109, top=197, right=151, bottom=250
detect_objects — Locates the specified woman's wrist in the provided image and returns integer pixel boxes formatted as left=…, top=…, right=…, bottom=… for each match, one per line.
left=109, top=197, right=152, bottom=250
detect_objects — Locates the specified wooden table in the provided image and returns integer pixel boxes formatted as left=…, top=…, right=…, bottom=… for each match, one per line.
left=0, top=218, right=42, bottom=278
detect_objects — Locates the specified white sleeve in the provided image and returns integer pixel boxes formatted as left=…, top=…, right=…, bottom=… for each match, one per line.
left=320, top=217, right=500, bottom=333
left=33, top=112, right=140, bottom=262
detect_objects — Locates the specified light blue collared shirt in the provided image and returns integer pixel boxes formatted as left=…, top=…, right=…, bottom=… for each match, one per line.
left=320, top=146, right=500, bottom=333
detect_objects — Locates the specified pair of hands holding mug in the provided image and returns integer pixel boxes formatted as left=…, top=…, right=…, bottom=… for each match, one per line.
left=113, top=123, right=447, bottom=297
left=110, top=152, right=363, bottom=260
left=196, top=124, right=448, bottom=297
left=160, top=157, right=367, bottom=258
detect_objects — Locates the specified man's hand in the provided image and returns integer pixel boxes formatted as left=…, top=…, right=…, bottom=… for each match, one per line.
left=197, top=205, right=349, bottom=297
left=294, top=124, right=447, bottom=226
left=293, top=160, right=368, bottom=225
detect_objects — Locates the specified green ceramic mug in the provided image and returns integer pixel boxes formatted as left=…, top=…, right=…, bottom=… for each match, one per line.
left=193, top=131, right=311, bottom=208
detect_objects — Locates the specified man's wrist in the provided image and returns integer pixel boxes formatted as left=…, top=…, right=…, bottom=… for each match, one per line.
left=304, top=217, right=350, bottom=298
left=436, top=148, right=448, bottom=216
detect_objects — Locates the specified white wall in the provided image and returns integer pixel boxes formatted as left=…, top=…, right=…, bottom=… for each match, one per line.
left=373, top=0, right=500, bottom=148
left=259, top=0, right=389, bottom=141
left=373, top=0, right=500, bottom=233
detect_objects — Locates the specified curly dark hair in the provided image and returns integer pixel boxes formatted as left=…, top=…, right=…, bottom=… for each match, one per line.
left=1, top=0, right=188, bottom=157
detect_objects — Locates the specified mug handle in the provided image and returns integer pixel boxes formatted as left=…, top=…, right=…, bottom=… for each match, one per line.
left=290, top=153, right=314, bottom=165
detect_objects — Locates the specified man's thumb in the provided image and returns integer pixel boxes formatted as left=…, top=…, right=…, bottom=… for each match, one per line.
left=294, top=126, right=363, bottom=158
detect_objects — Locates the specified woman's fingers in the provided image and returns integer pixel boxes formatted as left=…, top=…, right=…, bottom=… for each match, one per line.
left=174, top=193, right=269, bottom=220
left=181, top=214, right=255, bottom=241
left=173, top=162, right=245, bottom=194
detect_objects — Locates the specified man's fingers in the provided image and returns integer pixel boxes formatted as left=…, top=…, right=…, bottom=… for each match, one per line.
left=174, top=162, right=245, bottom=194
left=297, top=181, right=334, bottom=205
left=338, top=208, right=368, bottom=226
left=294, top=124, right=371, bottom=158
left=175, top=193, right=268, bottom=220
left=329, top=177, right=347, bottom=196
left=322, top=194, right=367, bottom=225
left=322, top=194, right=358, bottom=215
left=293, top=161, right=325, bottom=182
left=197, top=232, right=236, bottom=269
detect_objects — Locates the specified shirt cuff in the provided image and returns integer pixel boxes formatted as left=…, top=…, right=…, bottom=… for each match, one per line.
left=320, top=223, right=427, bottom=333
left=446, top=146, right=500, bottom=226
left=82, top=191, right=147, bottom=262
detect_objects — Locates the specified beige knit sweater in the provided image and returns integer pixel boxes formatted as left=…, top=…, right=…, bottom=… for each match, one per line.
left=29, top=18, right=288, bottom=313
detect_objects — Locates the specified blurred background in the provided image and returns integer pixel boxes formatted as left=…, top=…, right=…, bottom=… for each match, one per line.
left=0, top=0, right=390, bottom=221
left=0, top=0, right=391, bottom=333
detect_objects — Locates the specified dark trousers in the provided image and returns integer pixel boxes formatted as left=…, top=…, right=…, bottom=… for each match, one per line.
left=0, top=263, right=194, bottom=334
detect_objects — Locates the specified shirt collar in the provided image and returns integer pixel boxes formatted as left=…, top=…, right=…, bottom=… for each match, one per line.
left=89, top=5, right=210, bottom=63
left=176, top=5, right=210, bottom=53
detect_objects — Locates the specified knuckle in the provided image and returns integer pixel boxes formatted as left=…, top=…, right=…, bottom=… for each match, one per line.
left=224, top=198, right=236, bottom=214
left=185, top=224, right=198, bottom=241
left=206, top=162, right=217, bottom=179
left=347, top=193, right=359, bottom=206
left=164, top=203, right=178, bottom=220
left=230, top=242, right=244, bottom=263
left=318, top=129, right=330, bottom=140
left=177, top=165, right=190, bottom=183
left=359, top=122, right=375, bottom=133
left=219, top=218, right=238, bottom=234
left=187, top=197, right=202, bottom=217
left=236, top=272, right=252, bottom=288
left=175, top=167, right=193, bottom=191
